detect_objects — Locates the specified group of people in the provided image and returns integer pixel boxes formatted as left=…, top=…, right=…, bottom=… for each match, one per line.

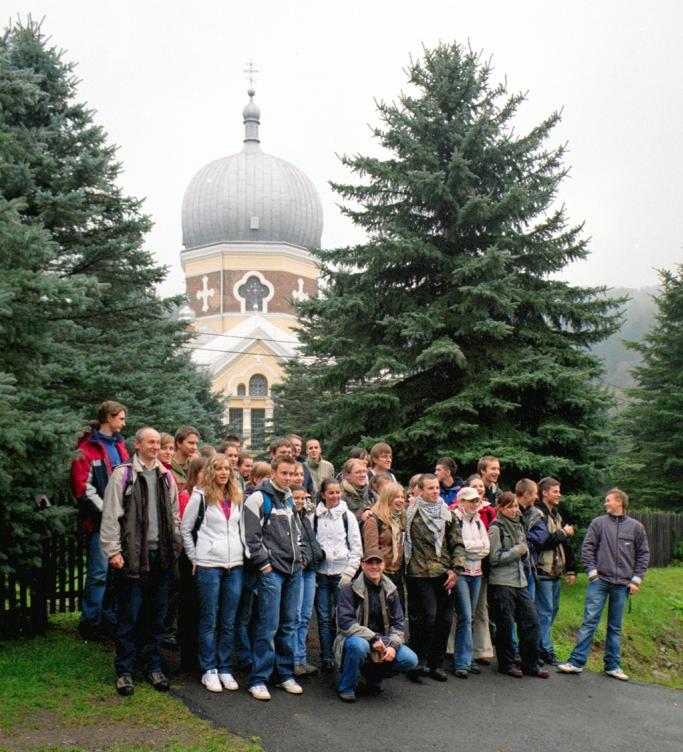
left=71, top=400, right=650, bottom=702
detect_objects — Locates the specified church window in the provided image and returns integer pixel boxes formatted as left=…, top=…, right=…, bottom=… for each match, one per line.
left=249, top=374, right=268, bottom=397
left=238, top=275, right=270, bottom=312
left=251, top=408, right=266, bottom=450
left=228, top=408, right=243, bottom=438
left=236, top=383, right=246, bottom=396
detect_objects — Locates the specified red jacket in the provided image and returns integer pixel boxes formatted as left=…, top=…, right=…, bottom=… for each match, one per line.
left=71, top=431, right=129, bottom=533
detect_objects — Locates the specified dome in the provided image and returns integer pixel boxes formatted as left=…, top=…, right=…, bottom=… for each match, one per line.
left=182, top=90, right=323, bottom=250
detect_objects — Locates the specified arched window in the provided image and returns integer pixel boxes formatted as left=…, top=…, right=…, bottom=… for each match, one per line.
left=249, top=374, right=268, bottom=397
left=238, top=275, right=270, bottom=312
left=236, top=383, right=246, bottom=396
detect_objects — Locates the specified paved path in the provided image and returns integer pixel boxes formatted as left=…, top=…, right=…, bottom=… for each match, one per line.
left=173, top=664, right=682, bottom=752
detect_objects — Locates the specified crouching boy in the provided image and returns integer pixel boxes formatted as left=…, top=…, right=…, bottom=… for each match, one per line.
left=334, top=548, right=417, bottom=702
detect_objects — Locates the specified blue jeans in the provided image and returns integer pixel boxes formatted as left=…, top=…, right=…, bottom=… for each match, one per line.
left=295, top=569, right=317, bottom=665
left=338, top=636, right=418, bottom=695
left=453, top=574, right=482, bottom=670
left=316, top=573, right=341, bottom=663
left=114, top=551, right=171, bottom=676
left=535, top=577, right=561, bottom=656
left=81, top=531, right=115, bottom=628
left=249, top=568, right=303, bottom=688
left=568, top=578, right=629, bottom=671
left=195, top=565, right=244, bottom=673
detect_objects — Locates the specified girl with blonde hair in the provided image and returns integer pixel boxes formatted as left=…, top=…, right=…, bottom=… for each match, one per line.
left=181, top=453, right=244, bottom=693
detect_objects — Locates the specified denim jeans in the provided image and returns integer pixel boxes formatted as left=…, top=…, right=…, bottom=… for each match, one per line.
left=114, top=550, right=172, bottom=676
left=235, top=568, right=257, bottom=668
left=80, top=531, right=115, bottom=629
left=338, top=635, right=418, bottom=695
left=453, top=574, right=482, bottom=670
left=195, top=565, right=244, bottom=673
left=535, top=577, right=561, bottom=656
left=295, top=569, right=317, bottom=665
left=568, top=578, right=629, bottom=670
left=315, top=573, right=341, bottom=663
left=249, top=568, right=303, bottom=688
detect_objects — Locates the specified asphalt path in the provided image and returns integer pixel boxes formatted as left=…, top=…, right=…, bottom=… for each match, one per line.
left=173, top=662, right=682, bottom=752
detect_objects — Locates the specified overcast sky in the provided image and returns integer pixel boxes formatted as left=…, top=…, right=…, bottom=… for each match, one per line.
left=10, top=0, right=683, bottom=296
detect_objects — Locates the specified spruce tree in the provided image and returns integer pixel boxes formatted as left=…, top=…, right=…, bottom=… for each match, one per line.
left=0, top=20, right=225, bottom=441
left=275, top=43, right=620, bottom=487
left=0, top=21, right=225, bottom=572
left=619, top=267, right=683, bottom=508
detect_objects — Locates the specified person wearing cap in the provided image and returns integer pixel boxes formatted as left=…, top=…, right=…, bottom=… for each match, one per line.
left=333, top=549, right=418, bottom=702
left=451, top=486, right=490, bottom=678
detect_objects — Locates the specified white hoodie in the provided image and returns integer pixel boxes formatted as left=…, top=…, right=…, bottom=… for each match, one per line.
left=314, top=499, right=362, bottom=577
left=181, top=490, right=244, bottom=569
left=454, top=507, right=490, bottom=576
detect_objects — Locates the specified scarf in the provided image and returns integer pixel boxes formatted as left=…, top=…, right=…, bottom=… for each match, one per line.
left=491, top=511, right=523, bottom=548
left=389, top=510, right=402, bottom=564
left=404, top=495, right=452, bottom=563
left=341, top=479, right=370, bottom=515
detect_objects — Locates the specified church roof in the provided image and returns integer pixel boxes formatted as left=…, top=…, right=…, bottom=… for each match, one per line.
left=181, top=89, right=323, bottom=251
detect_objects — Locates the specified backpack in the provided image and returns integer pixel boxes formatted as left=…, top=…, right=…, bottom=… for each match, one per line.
left=314, top=508, right=350, bottom=538
left=191, top=491, right=207, bottom=545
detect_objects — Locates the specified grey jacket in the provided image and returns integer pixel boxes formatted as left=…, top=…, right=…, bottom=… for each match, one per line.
left=488, top=516, right=528, bottom=588
left=581, top=514, right=649, bottom=586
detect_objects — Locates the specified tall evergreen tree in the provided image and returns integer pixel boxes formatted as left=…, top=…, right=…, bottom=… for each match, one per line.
left=0, top=20, right=225, bottom=440
left=0, top=21, right=225, bottom=571
left=275, top=43, right=620, bottom=486
left=619, top=267, right=683, bottom=508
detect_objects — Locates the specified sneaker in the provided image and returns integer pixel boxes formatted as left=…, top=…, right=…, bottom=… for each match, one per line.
left=453, top=669, right=469, bottom=679
left=249, top=684, right=271, bottom=701
left=147, top=671, right=170, bottom=692
left=558, top=662, right=583, bottom=674
left=201, top=670, right=222, bottom=692
left=540, top=652, right=560, bottom=667
left=116, top=674, right=134, bottom=696
left=294, top=663, right=318, bottom=677
left=338, top=690, right=356, bottom=702
left=277, top=678, right=303, bottom=695
left=218, top=672, right=239, bottom=691
left=605, top=667, right=629, bottom=681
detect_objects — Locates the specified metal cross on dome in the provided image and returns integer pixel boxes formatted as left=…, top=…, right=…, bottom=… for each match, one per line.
left=243, top=60, right=259, bottom=88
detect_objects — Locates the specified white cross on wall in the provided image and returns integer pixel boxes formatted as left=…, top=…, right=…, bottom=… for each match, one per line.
left=291, top=277, right=309, bottom=302
left=196, top=275, right=216, bottom=313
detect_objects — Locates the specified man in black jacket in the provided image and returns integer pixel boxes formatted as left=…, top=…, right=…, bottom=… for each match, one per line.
left=334, top=549, right=418, bottom=702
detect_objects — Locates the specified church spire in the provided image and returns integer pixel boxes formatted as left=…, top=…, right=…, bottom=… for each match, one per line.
left=242, top=61, right=261, bottom=147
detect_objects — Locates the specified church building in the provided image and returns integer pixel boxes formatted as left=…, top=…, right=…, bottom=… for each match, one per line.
left=180, top=89, right=323, bottom=448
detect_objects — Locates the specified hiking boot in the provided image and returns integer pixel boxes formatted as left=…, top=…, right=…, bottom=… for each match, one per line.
left=605, top=667, right=629, bottom=681
left=148, top=671, right=170, bottom=692
left=201, top=670, right=222, bottom=692
left=116, top=675, right=134, bottom=696
left=558, top=662, right=583, bottom=674
left=218, top=672, right=239, bottom=691
left=249, top=684, right=271, bottom=701
left=277, top=678, right=303, bottom=695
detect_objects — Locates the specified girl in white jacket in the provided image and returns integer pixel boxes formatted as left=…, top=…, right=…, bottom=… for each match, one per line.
left=181, top=453, right=244, bottom=693
left=313, top=478, right=362, bottom=671
left=452, top=486, right=490, bottom=677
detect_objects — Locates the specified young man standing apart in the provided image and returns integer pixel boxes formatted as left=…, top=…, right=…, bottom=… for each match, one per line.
left=532, top=477, right=576, bottom=666
left=242, top=455, right=305, bottom=701
left=558, top=489, right=649, bottom=681
left=71, top=400, right=129, bottom=641
left=100, top=427, right=181, bottom=696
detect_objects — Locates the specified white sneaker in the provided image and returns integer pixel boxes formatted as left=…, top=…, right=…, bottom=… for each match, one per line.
left=605, top=667, right=629, bottom=681
left=557, top=662, right=583, bottom=674
left=277, top=678, right=303, bottom=695
left=201, top=670, right=222, bottom=692
left=218, top=672, right=239, bottom=691
left=249, top=684, right=272, bottom=701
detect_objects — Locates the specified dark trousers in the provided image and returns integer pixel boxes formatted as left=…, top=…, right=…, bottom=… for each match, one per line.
left=114, top=551, right=172, bottom=677
left=178, top=552, right=199, bottom=672
left=385, top=569, right=406, bottom=617
left=490, top=584, right=540, bottom=673
left=407, top=574, right=453, bottom=669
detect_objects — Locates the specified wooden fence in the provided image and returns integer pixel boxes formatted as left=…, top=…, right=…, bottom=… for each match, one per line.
left=0, top=527, right=85, bottom=640
left=630, top=511, right=683, bottom=568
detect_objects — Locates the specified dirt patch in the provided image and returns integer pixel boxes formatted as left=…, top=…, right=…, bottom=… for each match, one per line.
left=0, top=710, right=194, bottom=751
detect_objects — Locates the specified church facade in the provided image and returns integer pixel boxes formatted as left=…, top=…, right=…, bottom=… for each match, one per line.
left=180, top=89, right=323, bottom=448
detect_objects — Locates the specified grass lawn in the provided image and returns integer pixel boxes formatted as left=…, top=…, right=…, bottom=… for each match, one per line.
left=553, top=566, right=683, bottom=689
left=0, top=615, right=263, bottom=752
